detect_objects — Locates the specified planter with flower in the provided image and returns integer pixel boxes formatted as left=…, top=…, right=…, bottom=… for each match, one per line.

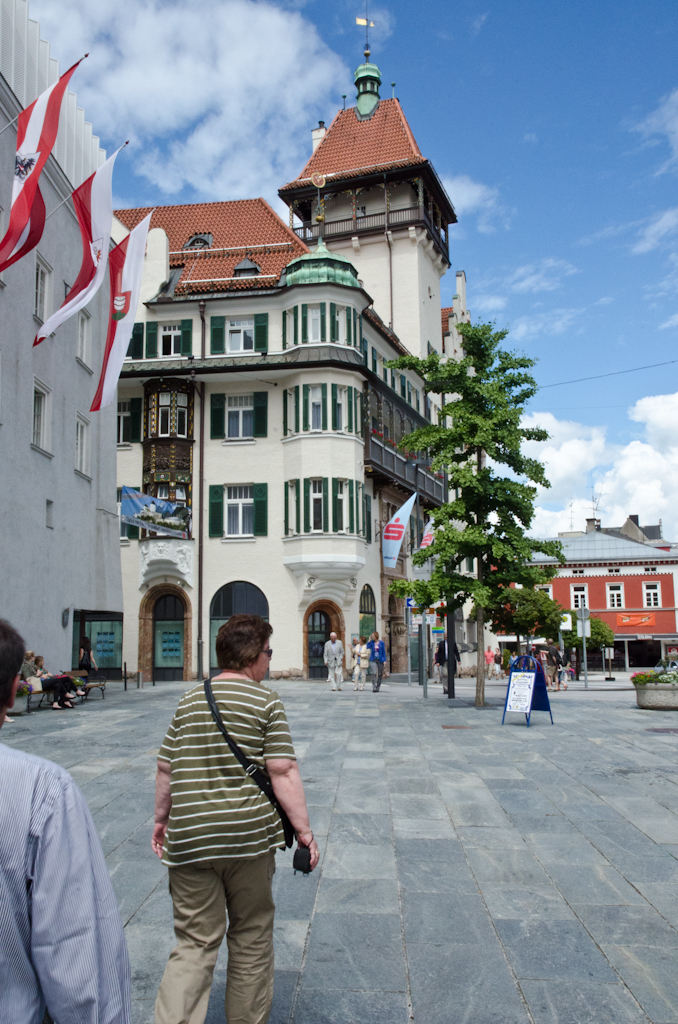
left=632, top=670, right=678, bottom=710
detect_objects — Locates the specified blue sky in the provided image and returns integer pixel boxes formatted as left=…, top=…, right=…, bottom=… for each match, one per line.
left=32, top=0, right=678, bottom=536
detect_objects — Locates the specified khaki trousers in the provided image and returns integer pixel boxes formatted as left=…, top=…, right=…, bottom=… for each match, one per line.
left=155, top=851, right=276, bottom=1024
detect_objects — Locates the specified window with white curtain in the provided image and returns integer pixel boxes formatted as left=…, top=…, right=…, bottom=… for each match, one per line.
left=226, top=485, right=254, bottom=535
left=227, top=394, right=254, bottom=437
left=75, top=414, right=89, bottom=475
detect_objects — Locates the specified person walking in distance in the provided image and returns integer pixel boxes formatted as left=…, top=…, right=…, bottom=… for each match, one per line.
left=0, top=618, right=131, bottom=1023
left=437, top=631, right=461, bottom=696
left=546, top=637, right=563, bottom=691
left=78, top=635, right=98, bottom=683
left=152, top=614, right=319, bottom=1024
left=323, top=630, right=344, bottom=691
left=352, top=636, right=370, bottom=690
left=367, top=632, right=386, bottom=691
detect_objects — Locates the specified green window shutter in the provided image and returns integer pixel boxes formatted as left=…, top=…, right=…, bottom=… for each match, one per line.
left=302, top=385, right=309, bottom=431
left=303, top=478, right=310, bottom=533
left=358, top=392, right=364, bottom=437
left=359, top=315, right=364, bottom=360
left=284, top=481, right=289, bottom=535
left=254, top=312, right=268, bottom=353
left=210, top=316, right=225, bottom=354
left=210, top=394, right=225, bottom=439
left=253, top=391, right=268, bottom=437
left=372, top=347, right=377, bottom=373
left=365, top=494, right=372, bottom=542
left=400, top=374, right=406, bottom=398
left=295, top=479, right=301, bottom=534
left=181, top=319, right=192, bottom=356
left=294, top=385, right=300, bottom=433
left=332, top=478, right=339, bottom=532
left=129, top=397, right=142, bottom=442
left=331, top=383, right=338, bottom=430
left=293, top=305, right=298, bottom=345
left=146, top=321, right=157, bottom=359
left=353, top=309, right=357, bottom=347
left=128, top=322, right=144, bottom=359
left=209, top=485, right=224, bottom=537
left=356, top=482, right=361, bottom=535
left=321, top=383, right=328, bottom=430
left=320, top=302, right=326, bottom=342
left=253, top=483, right=268, bottom=536
left=330, top=302, right=336, bottom=342
left=282, top=309, right=287, bottom=351
left=282, top=389, right=288, bottom=436
left=346, top=306, right=352, bottom=346
left=348, top=480, right=354, bottom=532
left=301, top=304, right=308, bottom=343
left=322, top=478, right=329, bottom=532
left=347, top=386, right=354, bottom=432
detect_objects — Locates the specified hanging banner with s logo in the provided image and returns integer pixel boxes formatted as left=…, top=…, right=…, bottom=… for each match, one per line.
left=382, top=492, right=417, bottom=569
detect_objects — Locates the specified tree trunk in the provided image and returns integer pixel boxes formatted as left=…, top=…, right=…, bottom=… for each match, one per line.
left=475, top=604, right=485, bottom=706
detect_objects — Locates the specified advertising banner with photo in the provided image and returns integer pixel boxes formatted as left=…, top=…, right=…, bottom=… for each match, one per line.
left=120, top=486, right=191, bottom=539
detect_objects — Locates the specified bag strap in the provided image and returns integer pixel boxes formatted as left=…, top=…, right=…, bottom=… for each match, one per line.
left=203, top=678, right=294, bottom=848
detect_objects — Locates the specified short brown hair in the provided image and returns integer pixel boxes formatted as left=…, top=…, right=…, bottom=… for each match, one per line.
left=215, top=614, right=272, bottom=670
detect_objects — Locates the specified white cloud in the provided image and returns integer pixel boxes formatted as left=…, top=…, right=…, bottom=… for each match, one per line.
left=443, top=174, right=510, bottom=233
left=511, top=307, right=583, bottom=341
left=659, top=313, right=678, bottom=329
left=525, top=391, right=678, bottom=539
left=470, top=13, right=488, bottom=35
left=509, top=257, right=578, bottom=294
left=29, top=0, right=348, bottom=202
left=474, top=294, right=507, bottom=314
left=633, top=207, right=678, bottom=254
left=635, top=87, right=678, bottom=173
left=523, top=133, right=538, bottom=144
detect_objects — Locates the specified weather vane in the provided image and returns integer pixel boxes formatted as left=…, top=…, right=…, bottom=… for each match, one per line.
left=356, top=2, right=375, bottom=60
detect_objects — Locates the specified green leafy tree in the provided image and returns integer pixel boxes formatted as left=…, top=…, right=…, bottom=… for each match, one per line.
left=388, top=321, right=562, bottom=706
left=489, top=588, right=565, bottom=648
left=562, top=614, right=614, bottom=656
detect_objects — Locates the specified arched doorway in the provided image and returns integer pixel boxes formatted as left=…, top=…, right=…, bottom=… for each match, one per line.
left=359, top=584, right=377, bottom=639
left=154, top=594, right=185, bottom=681
left=210, top=581, right=269, bottom=676
left=308, top=611, right=330, bottom=678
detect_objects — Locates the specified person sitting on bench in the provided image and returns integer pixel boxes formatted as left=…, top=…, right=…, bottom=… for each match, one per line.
left=34, top=655, right=85, bottom=701
left=22, top=652, right=73, bottom=710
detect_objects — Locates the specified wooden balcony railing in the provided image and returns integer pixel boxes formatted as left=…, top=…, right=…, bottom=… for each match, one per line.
left=366, top=435, right=446, bottom=506
left=294, top=205, right=449, bottom=262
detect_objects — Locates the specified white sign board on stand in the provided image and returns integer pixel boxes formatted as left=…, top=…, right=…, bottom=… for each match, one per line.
left=505, top=671, right=536, bottom=714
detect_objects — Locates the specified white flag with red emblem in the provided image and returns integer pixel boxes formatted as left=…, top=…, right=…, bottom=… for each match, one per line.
left=0, top=57, right=84, bottom=275
left=90, top=212, right=152, bottom=412
left=419, top=519, right=435, bottom=549
left=382, top=492, right=417, bottom=569
left=34, top=145, right=124, bottom=347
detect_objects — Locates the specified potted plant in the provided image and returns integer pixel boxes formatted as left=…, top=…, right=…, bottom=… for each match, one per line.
left=632, top=670, right=678, bottom=710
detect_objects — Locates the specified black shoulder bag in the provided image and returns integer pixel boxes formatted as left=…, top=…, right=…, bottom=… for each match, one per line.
left=203, top=678, right=294, bottom=848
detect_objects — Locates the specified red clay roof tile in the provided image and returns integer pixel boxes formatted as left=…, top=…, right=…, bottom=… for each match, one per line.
left=280, top=100, right=426, bottom=191
left=115, top=198, right=308, bottom=294
left=441, top=306, right=453, bottom=341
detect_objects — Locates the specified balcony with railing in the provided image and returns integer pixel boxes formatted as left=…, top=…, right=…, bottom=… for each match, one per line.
left=293, top=204, right=449, bottom=263
left=365, top=434, right=446, bottom=505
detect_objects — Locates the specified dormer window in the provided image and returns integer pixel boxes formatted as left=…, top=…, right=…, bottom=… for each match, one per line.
left=183, top=233, right=213, bottom=250
left=233, top=258, right=260, bottom=278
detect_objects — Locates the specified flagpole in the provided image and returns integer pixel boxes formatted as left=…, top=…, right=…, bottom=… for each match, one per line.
left=45, top=140, right=128, bottom=221
left=0, top=113, right=19, bottom=137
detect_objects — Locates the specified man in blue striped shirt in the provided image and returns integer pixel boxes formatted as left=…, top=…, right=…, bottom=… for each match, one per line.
left=0, top=618, right=131, bottom=1024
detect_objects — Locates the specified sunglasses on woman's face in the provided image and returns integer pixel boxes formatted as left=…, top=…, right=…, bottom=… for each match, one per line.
left=262, top=648, right=273, bottom=658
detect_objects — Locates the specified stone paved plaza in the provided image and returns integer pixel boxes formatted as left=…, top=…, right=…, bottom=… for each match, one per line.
left=5, top=676, right=678, bottom=1024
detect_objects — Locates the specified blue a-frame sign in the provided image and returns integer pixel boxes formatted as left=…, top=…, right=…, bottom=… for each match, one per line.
left=502, top=654, right=554, bottom=727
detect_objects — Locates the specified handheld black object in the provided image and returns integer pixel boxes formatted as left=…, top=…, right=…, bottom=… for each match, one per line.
left=293, top=845, right=312, bottom=875
left=203, top=679, right=295, bottom=848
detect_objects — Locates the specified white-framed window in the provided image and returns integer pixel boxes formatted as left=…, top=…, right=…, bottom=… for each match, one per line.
left=644, top=566, right=657, bottom=574
left=176, top=393, right=188, bottom=437
left=644, top=581, right=661, bottom=608
left=607, top=583, right=624, bottom=609
left=335, top=480, right=347, bottom=531
left=609, top=567, right=620, bottom=575
left=175, top=484, right=187, bottom=507
left=572, top=568, right=585, bottom=576
left=286, top=389, right=296, bottom=434
left=158, top=393, right=171, bottom=436
left=312, top=478, right=323, bottom=531
left=334, top=387, right=345, bottom=431
left=32, top=379, right=51, bottom=451
left=77, top=310, right=91, bottom=365
left=336, top=306, right=347, bottom=344
left=160, top=323, right=182, bottom=357
left=571, top=584, right=588, bottom=609
left=75, top=414, right=89, bottom=475
left=310, top=386, right=322, bottom=430
left=228, top=318, right=254, bottom=354
left=117, top=401, right=131, bottom=443
left=287, top=480, right=299, bottom=534
left=309, top=305, right=322, bottom=343
left=226, top=485, right=254, bottom=535
left=156, top=483, right=169, bottom=500
left=227, top=394, right=254, bottom=437
left=536, top=584, right=553, bottom=599
left=34, top=254, right=51, bottom=321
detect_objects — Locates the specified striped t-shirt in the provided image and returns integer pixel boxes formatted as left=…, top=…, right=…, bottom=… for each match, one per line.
left=158, top=678, right=296, bottom=865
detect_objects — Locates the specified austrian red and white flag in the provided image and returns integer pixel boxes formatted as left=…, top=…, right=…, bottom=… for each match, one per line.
left=0, top=57, right=84, bottom=275
left=419, top=519, right=435, bottom=549
left=35, top=145, right=123, bottom=347
left=91, top=212, right=152, bottom=412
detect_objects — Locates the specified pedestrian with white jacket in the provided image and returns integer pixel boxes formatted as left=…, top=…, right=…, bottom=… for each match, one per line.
left=323, top=632, right=344, bottom=691
left=352, top=637, right=370, bottom=691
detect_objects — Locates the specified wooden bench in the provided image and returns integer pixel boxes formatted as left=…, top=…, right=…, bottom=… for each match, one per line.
left=82, top=675, right=106, bottom=700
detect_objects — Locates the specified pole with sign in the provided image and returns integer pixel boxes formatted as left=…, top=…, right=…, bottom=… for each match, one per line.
left=576, top=607, right=590, bottom=688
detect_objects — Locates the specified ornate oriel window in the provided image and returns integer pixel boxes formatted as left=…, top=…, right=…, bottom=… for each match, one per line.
left=143, top=380, right=194, bottom=514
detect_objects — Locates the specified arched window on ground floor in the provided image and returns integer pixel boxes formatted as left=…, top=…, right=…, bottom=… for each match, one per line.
left=210, top=582, right=269, bottom=674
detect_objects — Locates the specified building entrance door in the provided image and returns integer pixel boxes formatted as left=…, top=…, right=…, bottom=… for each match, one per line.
left=308, top=611, right=330, bottom=679
left=154, top=595, right=185, bottom=681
